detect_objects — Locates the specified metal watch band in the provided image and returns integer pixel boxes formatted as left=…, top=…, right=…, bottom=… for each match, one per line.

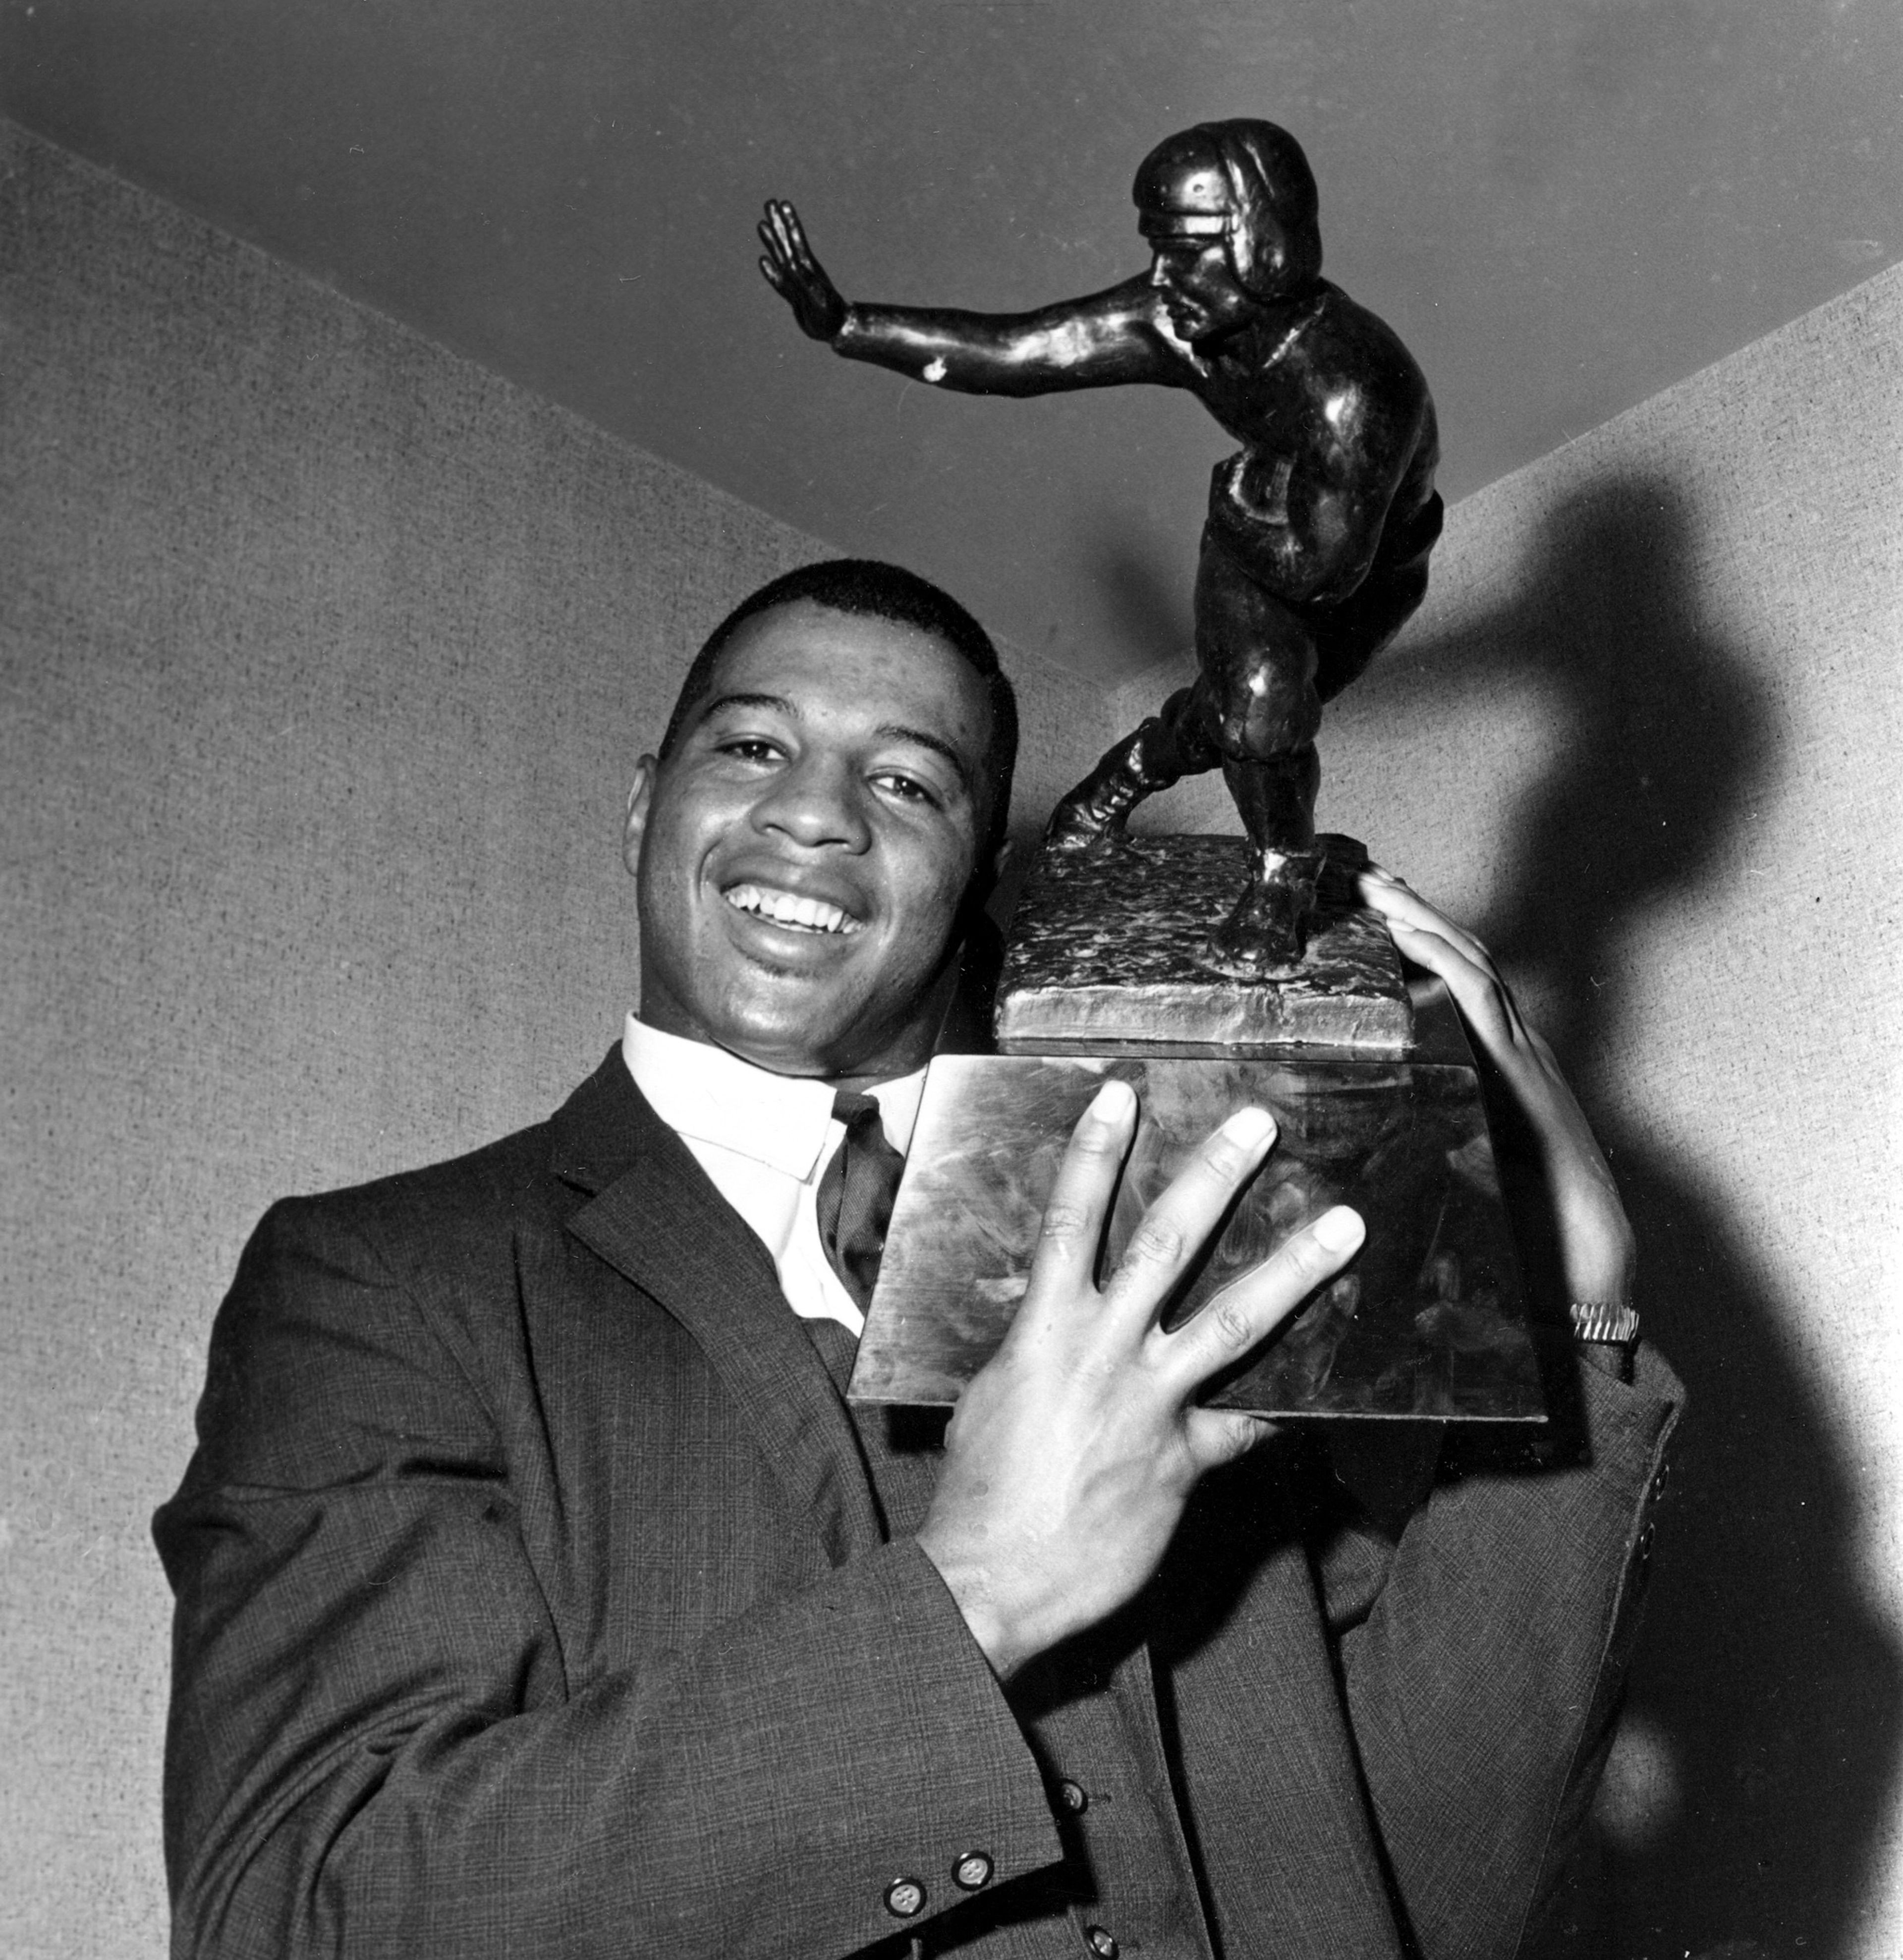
left=1568, top=1300, right=1641, bottom=1348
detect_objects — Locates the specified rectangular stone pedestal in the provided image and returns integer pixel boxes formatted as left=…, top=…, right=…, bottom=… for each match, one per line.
left=995, top=833, right=1413, bottom=1055
left=848, top=1041, right=1543, bottom=1422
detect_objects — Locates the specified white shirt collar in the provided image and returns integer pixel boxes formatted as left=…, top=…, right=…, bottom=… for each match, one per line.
left=621, top=1013, right=927, bottom=1179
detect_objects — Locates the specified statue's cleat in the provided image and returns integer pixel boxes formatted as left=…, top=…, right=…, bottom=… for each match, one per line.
left=1044, top=791, right=1132, bottom=854
left=1204, top=916, right=1304, bottom=979
left=1200, top=863, right=1318, bottom=979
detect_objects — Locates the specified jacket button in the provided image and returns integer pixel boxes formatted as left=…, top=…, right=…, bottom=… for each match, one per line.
left=1057, top=1778, right=1089, bottom=1814
left=952, top=1850, right=994, bottom=1891
left=1085, top=1926, right=1119, bottom=1959
left=884, top=1878, right=927, bottom=1919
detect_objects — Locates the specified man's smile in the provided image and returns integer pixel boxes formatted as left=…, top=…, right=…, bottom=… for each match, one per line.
left=723, top=881, right=865, bottom=937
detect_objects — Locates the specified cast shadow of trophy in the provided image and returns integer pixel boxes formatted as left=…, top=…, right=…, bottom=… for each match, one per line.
left=762, top=117, right=1442, bottom=978
left=1371, top=479, right=1902, bottom=1957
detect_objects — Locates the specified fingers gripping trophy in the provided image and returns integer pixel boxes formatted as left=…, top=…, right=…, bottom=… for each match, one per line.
left=761, top=119, right=1443, bottom=977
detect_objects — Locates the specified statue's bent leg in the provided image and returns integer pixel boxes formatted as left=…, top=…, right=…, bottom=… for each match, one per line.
left=1046, top=682, right=1221, bottom=850
left=1312, top=491, right=1442, bottom=705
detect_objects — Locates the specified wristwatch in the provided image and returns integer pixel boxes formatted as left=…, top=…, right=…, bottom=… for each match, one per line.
left=1568, top=1300, right=1640, bottom=1347
left=1568, top=1301, right=1641, bottom=1379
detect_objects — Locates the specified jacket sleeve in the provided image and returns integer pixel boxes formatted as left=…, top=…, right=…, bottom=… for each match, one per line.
left=1308, top=1341, right=1682, bottom=1960
left=154, top=1197, right=1063, bottom=1960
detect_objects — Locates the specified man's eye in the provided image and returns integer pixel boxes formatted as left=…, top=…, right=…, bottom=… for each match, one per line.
left=719, top=738, right=781, bottom=763
left=872, top=770, right=935, bottom=804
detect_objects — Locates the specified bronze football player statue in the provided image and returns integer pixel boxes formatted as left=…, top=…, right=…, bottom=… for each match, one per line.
left=762, top=119, right=1442, bottom=975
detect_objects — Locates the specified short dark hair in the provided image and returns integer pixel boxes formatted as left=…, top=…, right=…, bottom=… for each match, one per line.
left=658, top=559, right=1017, bottom=852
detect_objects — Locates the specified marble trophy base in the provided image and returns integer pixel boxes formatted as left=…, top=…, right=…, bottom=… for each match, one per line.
left=994, top=833, right=1413, bottom=1055
left=848, top=1034, right=1544, bottom=1421
left=848, top=828, right=1545, bottom=1422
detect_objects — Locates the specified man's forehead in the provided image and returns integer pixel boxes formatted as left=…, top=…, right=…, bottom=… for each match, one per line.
left=700, top=602, right=991, bottom=744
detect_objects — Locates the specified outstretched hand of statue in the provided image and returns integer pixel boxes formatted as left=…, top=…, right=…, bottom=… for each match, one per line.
left=758, top=200, right=849, bottom=343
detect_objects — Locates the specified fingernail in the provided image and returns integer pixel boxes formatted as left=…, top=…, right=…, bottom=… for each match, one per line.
left=1220, top=1106, right=1275, bottom=1150
left=1312, top=1205, right=1363, bottom=1252
left=1089, top=1079, right=1134, bottom=1121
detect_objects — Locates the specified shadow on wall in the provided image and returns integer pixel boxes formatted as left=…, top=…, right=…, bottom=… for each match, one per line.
left=1083, top=513, right=1194, bottom=679
left=1384, top=477, right=1901, bottom=1957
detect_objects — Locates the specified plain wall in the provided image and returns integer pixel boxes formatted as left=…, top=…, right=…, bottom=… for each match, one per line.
left=7, top=113, right=1902, bottom=1959
left=1119, top=263, right=1903, bottom=1954
left=6, top=0, right=1897, bottom=686
left=0, top=121, right=1089, bottom=1960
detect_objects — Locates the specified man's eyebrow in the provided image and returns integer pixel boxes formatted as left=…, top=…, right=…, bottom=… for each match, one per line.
left=877, top=723, right=975, bottom=792
left=698, top=690, right=797, bottom=723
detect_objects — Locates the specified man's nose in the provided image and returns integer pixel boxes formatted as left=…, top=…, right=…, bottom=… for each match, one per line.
left=753, top=756, right=872, bottom=850
left=1148, top=254, right=1173, bottom=287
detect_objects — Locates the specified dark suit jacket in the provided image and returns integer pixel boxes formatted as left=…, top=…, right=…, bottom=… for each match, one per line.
left=156, top=1048, right=1680, bottom=1959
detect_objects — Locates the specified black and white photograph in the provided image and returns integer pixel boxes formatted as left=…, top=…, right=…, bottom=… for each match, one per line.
left=2, top=5, right=1898, bottom=1956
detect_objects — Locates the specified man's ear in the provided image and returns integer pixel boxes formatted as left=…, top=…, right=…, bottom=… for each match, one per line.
left=983, top=835, right=1016, bottom=902
left=621, top=755, right=660, bottom=877
left=953, top=832, right=1014, bottom=942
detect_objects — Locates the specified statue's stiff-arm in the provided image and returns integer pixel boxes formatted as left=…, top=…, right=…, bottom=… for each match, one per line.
left=836, top=282, right=1419, bottom=614
left=832, top=280, right=1187, bottom=398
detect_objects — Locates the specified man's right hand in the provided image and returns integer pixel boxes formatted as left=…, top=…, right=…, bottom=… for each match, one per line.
left=758, top=200, right=850, bottom=342
left=915, top=1079, right=1364, bottom=1680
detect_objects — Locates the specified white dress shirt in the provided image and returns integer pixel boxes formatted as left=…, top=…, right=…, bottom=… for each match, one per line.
left=621, top=1013, right=926, bottom=1336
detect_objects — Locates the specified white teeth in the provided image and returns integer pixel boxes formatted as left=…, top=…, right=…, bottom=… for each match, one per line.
left=725, top=884, right=861, bottom=935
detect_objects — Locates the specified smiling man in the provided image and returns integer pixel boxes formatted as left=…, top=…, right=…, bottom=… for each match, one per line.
left=626, top=574, right=1009, bottom=1087
left=157, top=560, right=1679, bottom=1960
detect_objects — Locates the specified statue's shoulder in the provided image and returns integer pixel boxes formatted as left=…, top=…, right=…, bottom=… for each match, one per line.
left=1305, top=282, right=1431, bottom=406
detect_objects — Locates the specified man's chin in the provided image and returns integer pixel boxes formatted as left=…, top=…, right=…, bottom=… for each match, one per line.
left=715, top=1027, right=879, bottom=1081
left=654, top=922, right=953, bottom=1079
left=701, top=984, right=884, bottom=1080
left=712, top=984, right=940, bottom=1083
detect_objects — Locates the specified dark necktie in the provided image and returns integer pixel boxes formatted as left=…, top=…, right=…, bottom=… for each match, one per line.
left=815, top=1089, right=905, bottom=1315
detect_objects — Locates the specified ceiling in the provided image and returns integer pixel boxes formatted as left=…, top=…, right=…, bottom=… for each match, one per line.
left=4, top=0, right=1897, bottom=679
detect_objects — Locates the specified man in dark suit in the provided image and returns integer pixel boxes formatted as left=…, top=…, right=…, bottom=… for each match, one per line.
left=156, top=559, right=1679, bottom=1959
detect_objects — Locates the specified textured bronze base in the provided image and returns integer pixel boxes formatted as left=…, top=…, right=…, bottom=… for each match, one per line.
left=994, top=833, right=1413, bottom=1056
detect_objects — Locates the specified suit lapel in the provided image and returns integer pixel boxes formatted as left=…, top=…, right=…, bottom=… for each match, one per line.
left=552, top=1049, right=885, bottom=1568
